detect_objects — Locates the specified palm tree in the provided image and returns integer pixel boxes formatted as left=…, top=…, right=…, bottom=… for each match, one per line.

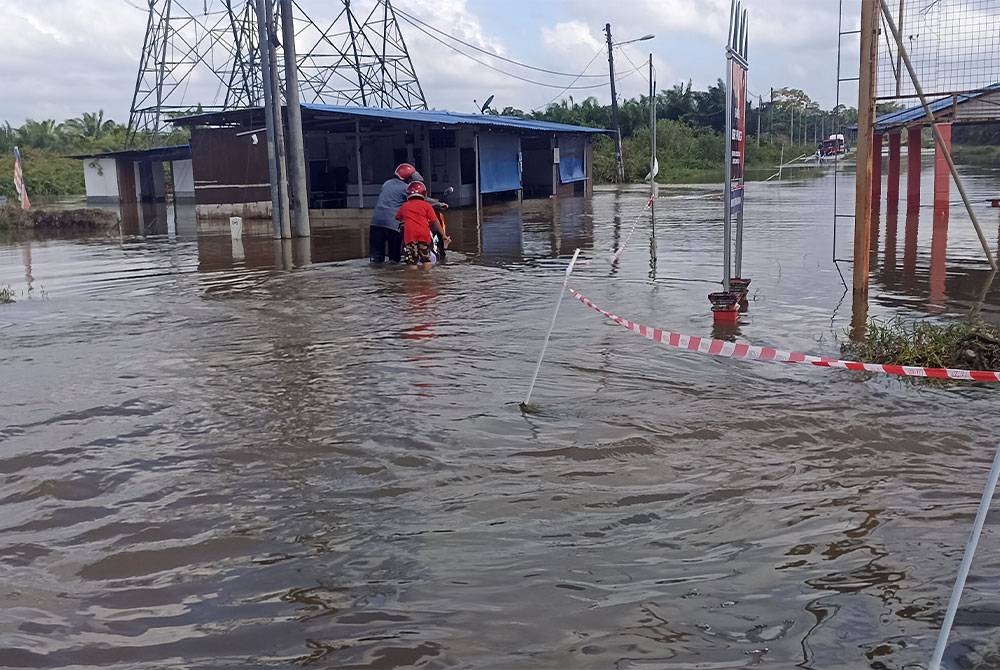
left=0, top=122, right=14, bottom=154
left=64, top=110, right=117, bottom=141
left=17, top=119, right=66, bottom=151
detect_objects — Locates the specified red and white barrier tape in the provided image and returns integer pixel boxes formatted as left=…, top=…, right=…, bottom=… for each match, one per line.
left=570, top=289, right=1000, bottom=382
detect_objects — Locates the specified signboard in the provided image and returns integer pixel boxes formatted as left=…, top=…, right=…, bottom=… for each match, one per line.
left=728, top=59, right=747, bottom=218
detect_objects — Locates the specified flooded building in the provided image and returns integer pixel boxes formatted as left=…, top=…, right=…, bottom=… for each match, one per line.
left=167, top=105, right=605, bottom=221
left=75, top=145, right=194, bottom=206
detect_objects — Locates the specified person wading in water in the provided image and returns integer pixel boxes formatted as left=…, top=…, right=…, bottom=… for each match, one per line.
left=370, top=163, right=417, bottom=263
left=395, top=181, right=449, bottom=268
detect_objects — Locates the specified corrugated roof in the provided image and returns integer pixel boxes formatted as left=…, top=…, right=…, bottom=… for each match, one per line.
left=69, top=144, right=191, bottom=161
left=874, top=82, right=1000, bottom=130
left=172, top=104, right=609, bottom=135
left=301, top=103, right=609, bottom=134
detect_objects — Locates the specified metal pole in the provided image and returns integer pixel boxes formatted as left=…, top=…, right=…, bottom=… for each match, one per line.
left=929, top=443, right=1000, bottom=670
left=605, top=23, right=624, bottom=183
left=853, top=0, right=878, bottom=296
left=279, top=0, right=310, bottom=237
left=522, top=248, right=581, bottom=408
left=354, top=119, right=363, bottom=208
left=895, top=0, right=905, bottom=98
left=254, top=0, right=281, bottom=238
left=649, top=54, right=656, bottom=195
left=263, top=0, right=291, bottom=238
left=723, top=51, right=733, bottom=292
left=879, top=0, right=997, bottom=270
left=475, top=132, right=482, bottom=228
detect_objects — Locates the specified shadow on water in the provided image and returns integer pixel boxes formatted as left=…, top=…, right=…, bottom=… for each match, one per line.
left=3, top=173, right=1000, bottom=669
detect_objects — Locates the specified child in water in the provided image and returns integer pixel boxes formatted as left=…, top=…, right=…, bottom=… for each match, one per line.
left=396, top=181, right=450, bottom=268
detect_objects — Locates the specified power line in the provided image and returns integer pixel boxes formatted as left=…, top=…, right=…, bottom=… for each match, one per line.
left=531, top=47, right=606, bottom=111
left=392, top=5, right=606, bottom=79
left=397, top=14, right=620, bottom=90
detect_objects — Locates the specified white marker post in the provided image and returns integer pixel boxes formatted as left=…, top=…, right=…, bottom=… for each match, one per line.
left=522, top=248, right=581, bottom=408
left=929, top=442, right=1000, bottom=670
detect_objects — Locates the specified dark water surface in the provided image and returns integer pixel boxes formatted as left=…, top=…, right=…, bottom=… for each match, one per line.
left=3, top=165, right=1000, bottom=669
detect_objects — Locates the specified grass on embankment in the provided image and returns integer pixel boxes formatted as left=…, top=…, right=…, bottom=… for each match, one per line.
left=0, top=205, right=119, bottom=232
left=951, top=145, right=1000, bottom=169
left=843, top=317, right=1000, bottom=370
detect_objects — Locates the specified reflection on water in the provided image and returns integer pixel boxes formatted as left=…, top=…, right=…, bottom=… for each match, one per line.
left=2, top=169, right=1000, bottom=670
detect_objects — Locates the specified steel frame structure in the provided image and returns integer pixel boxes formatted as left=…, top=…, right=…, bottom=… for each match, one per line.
left=127, top=0, right=426, bottom=145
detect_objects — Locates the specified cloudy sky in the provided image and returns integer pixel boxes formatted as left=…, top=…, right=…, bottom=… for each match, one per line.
left=0, top=0, right=859, bottom=126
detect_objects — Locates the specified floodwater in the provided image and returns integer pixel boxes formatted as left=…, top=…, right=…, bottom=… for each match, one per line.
left=3, top=160, right=1000, bottom=670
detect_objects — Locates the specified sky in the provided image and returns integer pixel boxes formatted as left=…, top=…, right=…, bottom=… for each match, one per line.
left=0, top=0, right=862, bottom=126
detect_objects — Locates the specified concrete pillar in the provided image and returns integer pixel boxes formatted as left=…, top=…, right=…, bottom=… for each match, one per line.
left=871, top=132, right=883, bottom=215
left=903, top=208, right=918, bottom=278
left=886, top=131, right=901, bottom=214
left=907, top=125, right=921, bottom=215
left=930, top=122, right=952, bottom=309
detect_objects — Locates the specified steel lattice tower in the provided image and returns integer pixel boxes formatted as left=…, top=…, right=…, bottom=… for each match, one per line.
left=127, top=0, right=427, bottom=145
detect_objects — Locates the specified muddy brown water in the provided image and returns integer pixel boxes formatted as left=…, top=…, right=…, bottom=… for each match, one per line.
left=3, top=163, right=1000, bottom=669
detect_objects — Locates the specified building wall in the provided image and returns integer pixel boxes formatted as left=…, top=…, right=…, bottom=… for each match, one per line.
left=82, top=158, right=120, bottom=203
left=190, top=126, right=270, bottom=210
left=172, top=159, right=195, bottom=198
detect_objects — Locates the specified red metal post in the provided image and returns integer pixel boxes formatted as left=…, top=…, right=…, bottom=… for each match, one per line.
left=906, top=125, right=921, bottom=215
left=871, top=132, right=883, bottom=215
left=886, top=131, right=901, bottom=214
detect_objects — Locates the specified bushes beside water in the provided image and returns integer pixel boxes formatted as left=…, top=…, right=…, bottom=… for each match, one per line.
left=843, top=318, right=1000, bottom=371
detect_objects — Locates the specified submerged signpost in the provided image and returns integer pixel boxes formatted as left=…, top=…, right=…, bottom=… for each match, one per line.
left=709, top=0, right=751, bottom=325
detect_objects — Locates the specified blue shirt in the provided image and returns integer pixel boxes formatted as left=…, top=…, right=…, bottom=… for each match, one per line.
left=371, top=178, right=409, bottom=230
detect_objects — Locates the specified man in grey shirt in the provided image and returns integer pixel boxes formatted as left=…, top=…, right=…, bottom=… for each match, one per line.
left=370, top=163, right=417, bottom=262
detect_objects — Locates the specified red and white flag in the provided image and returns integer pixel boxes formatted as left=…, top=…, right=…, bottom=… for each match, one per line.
left=13, top=146, right=30, bottom=210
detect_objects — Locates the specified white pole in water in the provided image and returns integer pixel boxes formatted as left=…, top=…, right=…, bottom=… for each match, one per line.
left=522, top=248, right=581, bottom=407
left=929, top=442, right=1000, bottom=670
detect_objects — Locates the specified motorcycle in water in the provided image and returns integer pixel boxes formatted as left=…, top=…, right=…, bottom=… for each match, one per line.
left=430, top=186, right=453, bottom=264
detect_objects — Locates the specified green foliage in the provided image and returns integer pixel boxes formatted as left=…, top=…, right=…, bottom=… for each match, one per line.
left=0, top=110, right=192, bottom=196
left=843, top=317, right=1000, bottom=370
left=0, top=148, right=85, bottom=197
left=531, top=82, right=858, bottom=183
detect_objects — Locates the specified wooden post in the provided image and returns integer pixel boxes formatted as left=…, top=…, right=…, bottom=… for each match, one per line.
left=852, top=0, right=878, bottom=297
left=886, top=131, right=901, bottom=214
left=907, top=125, right=921, bottom=215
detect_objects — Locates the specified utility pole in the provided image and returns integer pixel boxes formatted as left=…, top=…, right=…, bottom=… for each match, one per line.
left=280, top=0, right=310, bottom=238
left=260, top=0, right=291, bottom=237
left=255, top=0, right=282, bottom=239
left=756, top=96, right=762, bottom=148
left=605, top=23, right=624, bottom=182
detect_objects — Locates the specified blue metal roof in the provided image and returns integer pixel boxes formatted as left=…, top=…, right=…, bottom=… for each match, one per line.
left=874, top=82, right=1000, bottom=130
left=300, top=104, right=609, bottom=134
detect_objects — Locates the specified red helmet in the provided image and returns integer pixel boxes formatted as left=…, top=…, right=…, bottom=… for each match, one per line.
left=406, top=181, right=427, bottom=198
left=395, top=163, right=416, bottom=180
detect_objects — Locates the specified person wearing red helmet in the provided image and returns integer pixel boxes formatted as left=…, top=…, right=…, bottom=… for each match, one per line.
left=395, top=181, right=449, bottom=267
left=369, top=162, right=418, bottom=263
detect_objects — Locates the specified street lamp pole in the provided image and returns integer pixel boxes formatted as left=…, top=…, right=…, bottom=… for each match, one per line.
left=605, top=23, right=624, bottom=182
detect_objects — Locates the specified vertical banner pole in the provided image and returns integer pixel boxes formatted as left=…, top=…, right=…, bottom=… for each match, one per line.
left=722, top=14, right=734, bottom=293
left=522, top=248, right=581, bottom=408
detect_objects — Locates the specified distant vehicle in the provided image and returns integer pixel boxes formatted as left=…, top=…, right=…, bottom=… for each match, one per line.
left=816, top=133, right=849, bottom=159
